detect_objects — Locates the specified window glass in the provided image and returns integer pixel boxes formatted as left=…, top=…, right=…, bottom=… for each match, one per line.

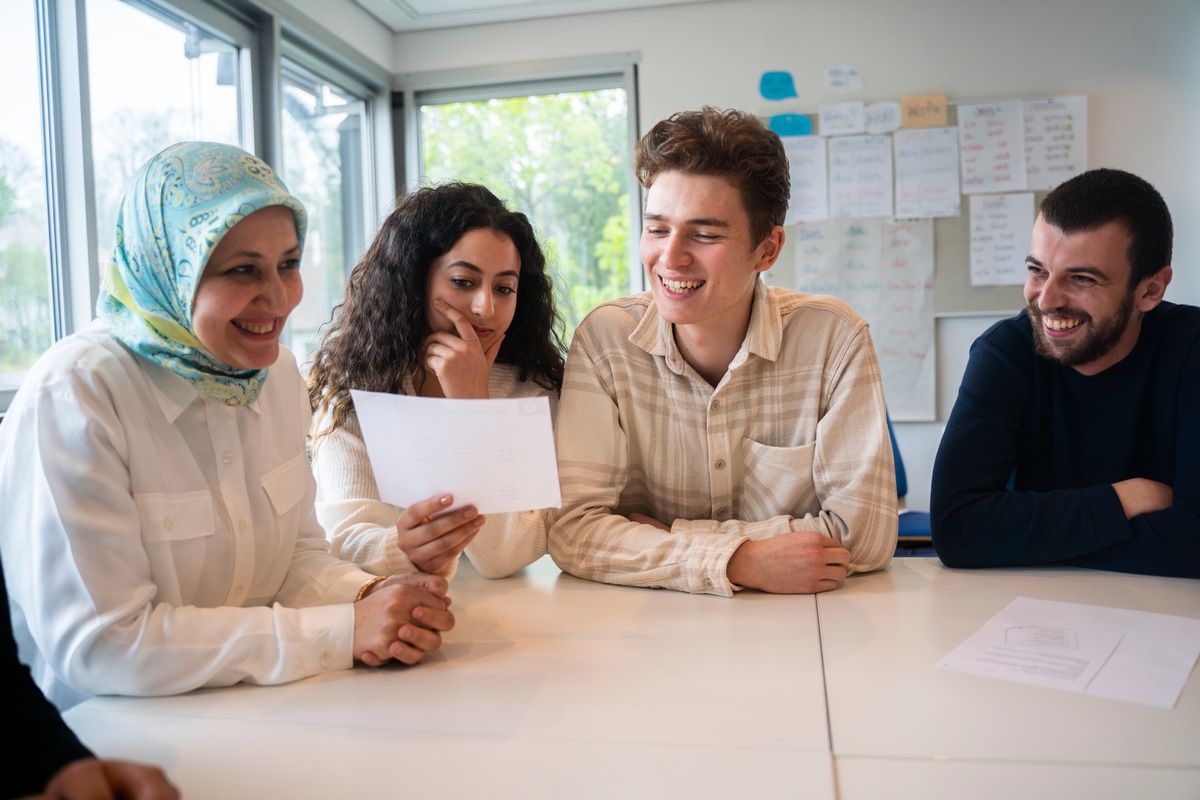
left=86, top=0, right=242, bottom=263
left=280, top=69, right=368, bottom=366
left=0, top=0, right=53, bottom=391
left=419, top=88, right=633, bottom=333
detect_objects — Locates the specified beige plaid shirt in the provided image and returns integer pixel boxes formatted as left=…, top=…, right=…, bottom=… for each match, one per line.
left=549, top=281, right=897, bottom=597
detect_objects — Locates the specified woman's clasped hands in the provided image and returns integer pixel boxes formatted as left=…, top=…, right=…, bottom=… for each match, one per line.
left=353, top=572, right=456, bottom=667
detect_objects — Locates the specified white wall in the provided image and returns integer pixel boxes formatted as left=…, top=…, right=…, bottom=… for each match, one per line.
left=381, top=0, right=1200, bottom=509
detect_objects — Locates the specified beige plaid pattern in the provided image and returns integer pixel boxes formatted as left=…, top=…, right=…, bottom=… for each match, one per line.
left=549, top=281, right=898, bottom=597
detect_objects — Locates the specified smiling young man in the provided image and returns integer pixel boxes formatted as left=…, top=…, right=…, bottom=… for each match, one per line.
left=931, top=168, right=1200, bottom=577
left=548, top=107, right=897, bottom=597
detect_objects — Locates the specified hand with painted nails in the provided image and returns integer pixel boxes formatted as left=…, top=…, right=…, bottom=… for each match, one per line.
left=422, top=299, right=504, bottom=399
left=394, top=493, right=486, bottom=576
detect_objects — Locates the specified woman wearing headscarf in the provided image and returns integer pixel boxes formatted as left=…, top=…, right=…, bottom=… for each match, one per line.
left=0, top=142, right=453, bottom=710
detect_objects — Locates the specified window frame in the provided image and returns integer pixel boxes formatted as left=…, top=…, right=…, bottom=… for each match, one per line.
left=4, top=0, right=389, bottom=411
left=394, top=53, right=644, bottom=299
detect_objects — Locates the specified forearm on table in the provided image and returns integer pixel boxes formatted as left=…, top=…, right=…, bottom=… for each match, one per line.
left=465, top=509, right=548, bottom=578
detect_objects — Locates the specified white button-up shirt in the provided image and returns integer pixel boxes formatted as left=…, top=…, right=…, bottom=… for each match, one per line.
left=0, top=323, right=371, bottom=708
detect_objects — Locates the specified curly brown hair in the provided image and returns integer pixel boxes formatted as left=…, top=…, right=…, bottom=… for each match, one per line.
left=307, top=183, right=565, bottom=436
left=634, top=106, right=790, bottom=246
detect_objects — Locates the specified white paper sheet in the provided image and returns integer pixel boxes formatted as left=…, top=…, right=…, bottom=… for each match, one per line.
left=1024, top=95, right=1088, bottom=191
left=828, top=135, right=894, bottom=218
left=819, top=101, right=866, bottom=136
left=937, top=596, right=1200, bottom=708
left=893, top=127, right=960, bottom=218
left=958, top=99, right=1027, bottom=194
left=793, top=218, right=936, bottom=421
left=350, top=389, right=561, bottom=515
left=969, top=192, right=1035, bottom=286
left=783, top=136, right=829, bottom=223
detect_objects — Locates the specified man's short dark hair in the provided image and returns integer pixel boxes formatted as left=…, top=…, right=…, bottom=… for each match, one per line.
left=1040, top=168, right=1172, bottom=286
left=634, top=107, right=790, bottom=247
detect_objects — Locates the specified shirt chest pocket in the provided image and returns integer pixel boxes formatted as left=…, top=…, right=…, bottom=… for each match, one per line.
left=740, top=439, right=818, bottom=520
left=261, top=453, right=308, bottom=518
left=134, top=491, right=215, bottom=604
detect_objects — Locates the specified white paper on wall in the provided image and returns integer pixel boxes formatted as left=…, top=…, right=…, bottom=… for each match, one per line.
left=959, top=100, right=1027, bottom=194
left=783, top=136, right=829, bottom=223
left=829, top=135, right=894, bottom=219
left=1024, top=96, right=1088, bottom=191
left=969, top=192, right=1036, bottom=286
left=894, top=127, right=960, bottom=218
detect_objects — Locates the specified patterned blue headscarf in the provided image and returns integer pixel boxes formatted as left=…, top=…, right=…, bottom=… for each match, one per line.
left=97, top=141, right=307, bottom=407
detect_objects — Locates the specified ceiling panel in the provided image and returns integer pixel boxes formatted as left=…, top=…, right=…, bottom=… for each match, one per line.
left=352, top=0, right=719, bottom=33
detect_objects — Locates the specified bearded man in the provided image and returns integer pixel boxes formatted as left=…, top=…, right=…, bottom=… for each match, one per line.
left=930, top=168, right=1199, bottom=578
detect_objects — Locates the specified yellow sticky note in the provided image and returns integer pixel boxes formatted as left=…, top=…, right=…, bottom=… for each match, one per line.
left=901, top=94, right=948, bottom=128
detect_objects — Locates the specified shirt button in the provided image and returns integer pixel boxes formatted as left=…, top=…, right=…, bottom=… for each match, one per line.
left=232, top=585, right=246, bottom=603
left=222, top=452, right=234, bottom=465
left=716, top=507, right=728, bottom=519
left=711, top=399, right=720, bottom=410
left=163, top=517, right=175, bottom=531
left=320, top=653, right=333, bottom=668
left=714, top=459, right=726, bottom=470
left=238, top=519, right=248, bottom=533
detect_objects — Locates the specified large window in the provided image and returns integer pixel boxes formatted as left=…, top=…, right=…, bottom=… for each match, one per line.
left=280, top=60, right=372, bottom=365
left=405, top=60, right=641, bottom=334
left=1, top=0, right=387, bottom=411
left=86, top=0, right=245, bottom=263
left=0, top=1, right=53, bottom=393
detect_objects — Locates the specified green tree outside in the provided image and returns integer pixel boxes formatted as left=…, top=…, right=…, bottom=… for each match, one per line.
left=420, top=89, right=634, bottom=334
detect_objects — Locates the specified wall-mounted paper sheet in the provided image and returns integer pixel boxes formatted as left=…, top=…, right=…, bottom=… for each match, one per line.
left=825, top=64, right=864, bottom=93
left=350, top=390, right=561, bottom=515
left=819, top=101, right=866, bottom=136
left=959, top=100, right=1027, bottom=194
left=829, top=135, right=893, bottom=218
left=969, top=192, right=1035, bottom=286
left=794, top=218, right=935, bottom=420
left=1024, top=95, right=1088, bottom=191
left=783, top=136, right=829, bottom=223
left=900, top=93, right=947, bottom=128
left=893, top=127, right=960, bottom=218
left=937, top=596, right=1200, bottom=709
left=865, top=101, right=901, bottom=135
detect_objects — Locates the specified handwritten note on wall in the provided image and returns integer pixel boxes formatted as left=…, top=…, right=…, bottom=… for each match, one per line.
left=783, top=136, right=829, bottom=223
left=829, top=135, right=894, bottom=219
left=793, top=219, right=935, bottom=420
left=1024, top=96, right=1088, bottom=191
left=893, top=127, right=960, bottom=218
left=958, top=100, right=1027, bottom=194
left=969, top=193, right=1035, bottom=286
left=819, top=102, right=866, bottom=136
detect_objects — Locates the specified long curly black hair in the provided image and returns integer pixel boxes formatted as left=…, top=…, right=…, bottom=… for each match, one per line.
left=308, top=182, right=566, bottom=435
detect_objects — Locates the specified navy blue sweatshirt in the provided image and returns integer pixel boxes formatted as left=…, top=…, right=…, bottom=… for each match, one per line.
left=931, top=301, right=1200, bottom=578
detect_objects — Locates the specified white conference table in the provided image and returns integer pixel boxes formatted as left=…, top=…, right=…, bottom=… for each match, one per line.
left=64, top=557, right=1199, bottom=799
left=818, top=558, right=1200, bottom=799
left=65, top=556, right=836, bottom=799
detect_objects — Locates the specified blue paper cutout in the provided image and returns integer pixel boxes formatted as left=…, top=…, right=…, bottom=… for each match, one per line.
left=768, top=114, right=813, bottom=137
left=760, top=71, right=798, bottom=101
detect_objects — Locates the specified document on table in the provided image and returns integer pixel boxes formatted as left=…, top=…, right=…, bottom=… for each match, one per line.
left=350, top=389, right=561, bottom=515
left=936, top=596, right=1200, bottom=708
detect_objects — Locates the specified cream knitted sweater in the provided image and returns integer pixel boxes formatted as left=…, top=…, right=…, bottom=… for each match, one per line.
left=310, top=365, right=558, bottom=579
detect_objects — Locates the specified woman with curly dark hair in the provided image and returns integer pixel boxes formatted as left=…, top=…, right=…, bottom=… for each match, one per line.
left=308, top=183, right=566, bottom=580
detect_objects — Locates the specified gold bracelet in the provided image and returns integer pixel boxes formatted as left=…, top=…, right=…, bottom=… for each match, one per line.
left=355, top=575, right=387, bottom=602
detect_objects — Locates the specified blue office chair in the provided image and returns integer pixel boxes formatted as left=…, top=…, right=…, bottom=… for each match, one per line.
left=887, top=415, right=935, bottom=556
